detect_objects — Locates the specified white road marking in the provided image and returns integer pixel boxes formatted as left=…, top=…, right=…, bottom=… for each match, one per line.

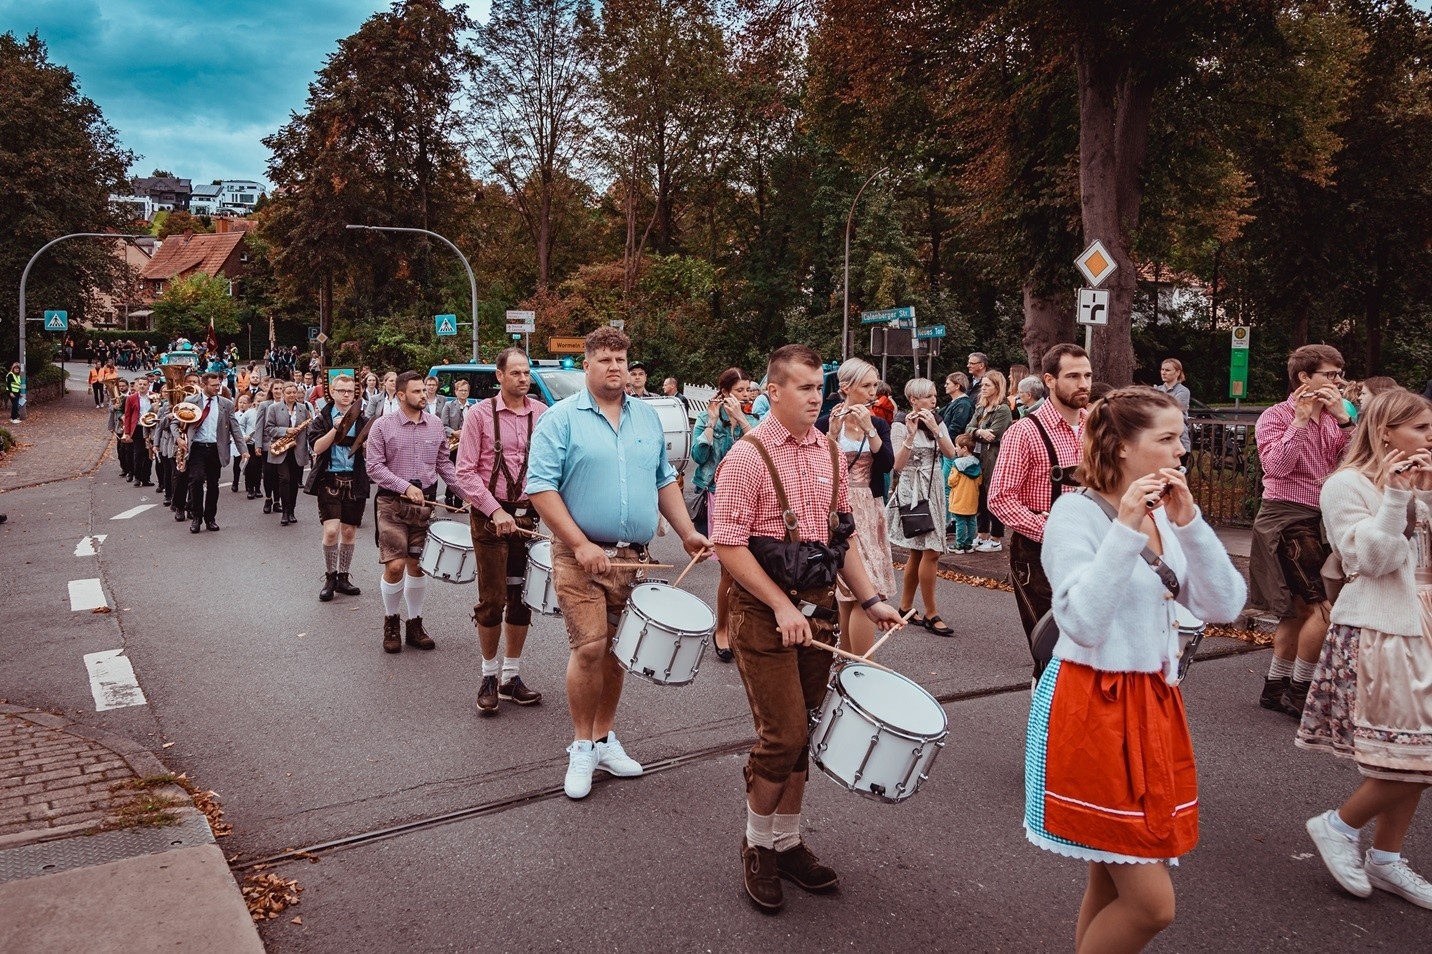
left=111, top=504, right=157, bottom=520
left=83, top=650, right=147, bottom=711
left=68, top=578, right=108, bottom=611
left=74, top=535, right=108, bottom=557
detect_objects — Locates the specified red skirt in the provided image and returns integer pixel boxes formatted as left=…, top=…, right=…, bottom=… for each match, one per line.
left=1032, top=660, right=1199, bottom=860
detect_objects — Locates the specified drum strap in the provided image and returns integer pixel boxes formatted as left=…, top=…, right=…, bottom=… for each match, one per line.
left=739, top=433, right=841, bottom=545
left=488, top=397, right=534, bottom=504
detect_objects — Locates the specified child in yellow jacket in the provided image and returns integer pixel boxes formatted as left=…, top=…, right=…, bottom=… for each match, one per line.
left=947, top=432, right=982, bottom=554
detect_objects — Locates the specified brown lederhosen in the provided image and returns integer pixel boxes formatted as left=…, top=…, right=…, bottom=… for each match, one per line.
left=729, top=434, right=843, bottom=789
left=472, top=398, right=539, bottom=627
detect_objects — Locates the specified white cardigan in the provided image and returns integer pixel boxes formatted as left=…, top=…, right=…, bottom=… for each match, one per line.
left=1042, top=493, right=1248, bottom=682
left=1321, top=470, right=1429, bottom=637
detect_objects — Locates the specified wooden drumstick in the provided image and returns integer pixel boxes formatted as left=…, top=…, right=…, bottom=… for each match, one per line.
left=608, top=561, right=674, bottom=570
left=418, top=499, right=469, bottom=513
left=514, top=526, right=551, bottom=540
left=805, top=640, right=894, bottom=673
left=862, top=608, right=920, bottom=660
left=670, top=548, right=711, bottom=589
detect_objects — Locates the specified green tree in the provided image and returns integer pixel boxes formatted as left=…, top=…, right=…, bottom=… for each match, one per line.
left=0, top=32, right=133, bottom=369
left=150, top=274, right=240, bottom=340
left=156, top=210, right=212, bottom=238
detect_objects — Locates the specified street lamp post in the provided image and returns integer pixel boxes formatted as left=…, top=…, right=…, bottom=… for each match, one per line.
left=842, top=167, right=889, bottom=363
left=17, top=232, right=142, bottom=421
left=345, top=224, right=480, bottom=363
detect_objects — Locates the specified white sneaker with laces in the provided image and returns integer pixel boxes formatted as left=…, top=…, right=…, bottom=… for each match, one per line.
left=595, top=732, right=644, bottom=777
left=1305, top=812, right=1371, bottom=897
left=564, top=740, right=599, bottom=799
left=976, top=539, right=1002, bottom=552
left=1366, top=853, right=1432, bottom=909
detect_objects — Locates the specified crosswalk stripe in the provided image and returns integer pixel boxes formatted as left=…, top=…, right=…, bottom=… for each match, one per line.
left=68, top=578, right=108, bottom=612
left=83, top=650, right=147, bottom=711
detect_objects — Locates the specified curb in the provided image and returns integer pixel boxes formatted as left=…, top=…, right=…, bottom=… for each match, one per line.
left=0, top=704, right=167, bottom=779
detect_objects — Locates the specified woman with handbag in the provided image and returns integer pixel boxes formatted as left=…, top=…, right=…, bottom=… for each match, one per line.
left=692, top=367, right=757, bottom=661
left=819, top=359, right=896, bottom=654
left=1298, top=389, right=1432, bottom=907
left=886, top=378, right=958, bottom=636
left=1026, top=387, right=1246, bottom=953
left=965, top=371, right=1013, bottom=552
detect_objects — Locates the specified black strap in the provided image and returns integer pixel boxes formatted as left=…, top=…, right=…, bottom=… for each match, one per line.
left=1029, top=413, right=1081, bottom=506
left=487, top=397, right=533, bottom=504
left=1080, top=490, right=1181, bottom=598
left=740, top=433, right=842, bottom=544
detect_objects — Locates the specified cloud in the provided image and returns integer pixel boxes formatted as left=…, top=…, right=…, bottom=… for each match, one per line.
left=0, top=0, right=490, bottom=187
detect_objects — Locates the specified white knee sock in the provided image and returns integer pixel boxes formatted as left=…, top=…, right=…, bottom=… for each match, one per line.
left=1268, top=656, right=1294, bottom=680
left=481, top=656, right=500, bottom=678
left=502, top=656, right=520, bottom=681
left=772, top=812, right=801, bottom=852
left=380, top=577, right=404, bottom=616
left=1293, top=657, right=1318, bottom=684
left=746, top=807, right=775, bottom=849
left=404, top=572, right=427, bottom=618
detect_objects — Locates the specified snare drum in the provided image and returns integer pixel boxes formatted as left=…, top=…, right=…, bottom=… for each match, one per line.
left=809, top=663, right=948, bottom=803
left=522, top=540, right=560, bottom=616
left=1173, top=603, right=1206, bottom=681
left=419, top=519, right=475, bottom=584
left=646, top=397, right=691, bottom=471
left=611, top=582, right=715, bottom=685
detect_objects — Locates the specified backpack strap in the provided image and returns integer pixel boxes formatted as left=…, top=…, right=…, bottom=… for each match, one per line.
left=1079, top=490, right=1181, bottom=598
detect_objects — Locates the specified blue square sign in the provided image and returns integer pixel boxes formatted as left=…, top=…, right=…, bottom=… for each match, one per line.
left=434, top=314, right=457, bottom=337
left=44, top=310, right=68, bottom=331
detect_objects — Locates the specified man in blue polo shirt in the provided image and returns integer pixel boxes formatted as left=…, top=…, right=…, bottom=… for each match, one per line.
left=528, top=327, right=712, bottom=800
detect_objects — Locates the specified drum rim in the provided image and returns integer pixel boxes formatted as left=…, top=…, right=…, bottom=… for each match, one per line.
left=626, top=583, right=716, bottom=630
left=427, top=520, right=474, bottom=545
left=828, top=664, right=948, bottom=740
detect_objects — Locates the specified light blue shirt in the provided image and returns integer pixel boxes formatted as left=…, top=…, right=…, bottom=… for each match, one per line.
left=329, top=422, right=358, bottom=473
left=526, top=388, right=677, bottom=545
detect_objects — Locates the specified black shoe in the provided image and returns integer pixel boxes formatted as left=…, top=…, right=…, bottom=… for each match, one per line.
left=230, top=482, right=239, bottom=492
left=287, top=512, right=297, bottom=523
left=263, top=500, right=273, bottom=514
left=319, top=572, right=336, bottom=602
left=189, top=519, right=202, bottom=533
left=715, top=645, right=734, bottom=663
left=333, top=573, right=361, bottom=596
left=138, top=481, right=154, bottom=487
left=476, top=675, right=500, bottom=715
left=1280, top=679, right=1311, bottom=720
left=280, top=513, right=292, bottom=526
left=175, top=511, right=187, bottom=522
left=163, top=498, right=172, bottom=507
left=205, top=521, right=220, bottom=532
left=247, top=491, right=257, bottom=500
left=1259, top=676, right=1290, bottom=711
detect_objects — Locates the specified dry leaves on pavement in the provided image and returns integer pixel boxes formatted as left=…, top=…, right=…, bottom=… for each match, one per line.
left=242, top=872, right=303, bottom=921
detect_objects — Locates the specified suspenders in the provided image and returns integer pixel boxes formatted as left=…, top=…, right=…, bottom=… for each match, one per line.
left=1028, top=413, right=1081, bottom=507
left=487, top=397, right=534, bottom=504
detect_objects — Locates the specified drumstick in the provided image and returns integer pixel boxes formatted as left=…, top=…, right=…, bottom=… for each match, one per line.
left=805, top=640, right=894, bottom=673
left=670, top=548, right=711, bottom=589
left=608, top=561, right=674, bottom=570
left=862, top=607, right=920, bottom=660
left=417, top=499, right=469, bottom=513
left=514, top=526, right=551, bottom=539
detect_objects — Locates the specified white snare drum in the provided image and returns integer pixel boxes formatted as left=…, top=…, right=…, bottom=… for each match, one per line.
left=1174, top=604, right=1206, bottom=681
left=647, top=397, right=691, bottom=471
left=419, top=519, right=475, bottom=584
left=522, top=540, right=560, bottom=616
left=809, top=663, right=948, bottom=803
left=611, top=582, right=714, bottom=686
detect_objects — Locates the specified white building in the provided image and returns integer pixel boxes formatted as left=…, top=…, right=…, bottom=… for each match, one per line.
left=218, top=179, right=264, bottom=215
left=190, top=183, right=223, bottom=215
left=109, top=193, right=156, bottom=221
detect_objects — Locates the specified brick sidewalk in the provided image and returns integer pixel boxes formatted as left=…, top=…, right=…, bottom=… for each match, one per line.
left=0, top=706, right=166, bottom=849
left=0, top=363, right=115, bottom=494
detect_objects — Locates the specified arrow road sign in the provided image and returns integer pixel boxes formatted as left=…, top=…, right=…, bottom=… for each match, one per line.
left=505, top=309, right=536, bottom=334
left=434, top=314, right=457, bottom=337
left=1076, top=288, right=1110, bottom=326
left=43, top=310, right=68, bottom=331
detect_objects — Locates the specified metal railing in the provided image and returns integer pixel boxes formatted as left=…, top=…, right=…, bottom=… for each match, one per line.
left=1186, top=418, right=1262, bottom=528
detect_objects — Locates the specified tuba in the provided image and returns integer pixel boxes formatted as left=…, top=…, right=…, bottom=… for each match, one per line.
left=104, top=378, right=124, bottom=410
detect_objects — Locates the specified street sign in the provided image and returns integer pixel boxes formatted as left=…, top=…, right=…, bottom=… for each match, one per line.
left=1230, top=327, right=1251, bottom=399
left=43, top=310, right=68, bottom=331
left=434, top=314, right=457, bottom=337
left=505, top=310, right=536, bottom=334
left=1076, top=288, right=1110, bottom=326
left=1231, top=326, right=1251, bottom=350
left=307, top=325, right=319, bottom=341
left=1075, top=241, right=1117, bottom=288
left=914, top=325, right=946, bottom=339
left=610, top=319, right=625, bottom=331
left=859, top=306, right=916, bottom=326
left=549, top=336, right=585, bottom=354
left=315, top=332, right=329, bottom=345
left=869, top=327, right=932, bottom=357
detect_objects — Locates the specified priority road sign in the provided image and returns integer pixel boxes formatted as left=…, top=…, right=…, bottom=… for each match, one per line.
left=549, top=336, right=585, bottom=354
left=315, top=332, right=329, bottom=345
left=1076, top=288, right=1110, bottom=326
left=434, top=314, right=458, bottom=337
left=1075, top=241, right=1117, bottom=288
left=43, top=310, right=68, bottom=331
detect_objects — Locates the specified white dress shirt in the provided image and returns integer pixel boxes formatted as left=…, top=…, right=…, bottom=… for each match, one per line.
left=192, top=395, right=220, bottom=443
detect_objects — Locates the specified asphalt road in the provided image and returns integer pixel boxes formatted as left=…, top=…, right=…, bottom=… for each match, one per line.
left=1, top=455, right=1425, bottom=952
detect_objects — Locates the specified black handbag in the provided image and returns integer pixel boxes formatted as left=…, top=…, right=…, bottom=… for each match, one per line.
left=688, top=489, right=709, bottom=536
left=897, top=437, right=938, bottom=537
left=739, top=434, right=854, bottom=594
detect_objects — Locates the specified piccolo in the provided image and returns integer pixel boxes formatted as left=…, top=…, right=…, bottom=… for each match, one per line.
left=1145, top=467, right=1188, bottom=509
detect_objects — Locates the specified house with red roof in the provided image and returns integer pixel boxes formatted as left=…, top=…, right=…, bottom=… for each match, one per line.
left=139, top=226, right=250, bottom=301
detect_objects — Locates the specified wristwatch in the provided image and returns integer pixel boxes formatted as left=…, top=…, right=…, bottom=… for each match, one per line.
left=860, top=594, right=887, bottom=611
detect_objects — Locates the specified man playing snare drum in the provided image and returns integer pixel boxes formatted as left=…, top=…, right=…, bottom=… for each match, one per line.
left=453, top=348, right=547, bottom=715
left=527, top=327, right=711, bottom=801
left=711, top=344, right=903, bottom=913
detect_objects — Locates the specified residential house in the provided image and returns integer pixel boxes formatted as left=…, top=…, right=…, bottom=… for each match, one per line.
left=218, top=179, right=264, bottom=215
left=139, top=229, right=248, bottom=300
left=190, top=183, right=224, bottom=216
left=130, top=176, right=192, bottom=212
left=90, top=237, right=158, bottom=328
left=109, top=193, right=157, bottom=222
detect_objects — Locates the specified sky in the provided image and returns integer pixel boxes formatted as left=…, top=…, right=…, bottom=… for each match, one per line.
left=0, top=0, right=487, bottom=189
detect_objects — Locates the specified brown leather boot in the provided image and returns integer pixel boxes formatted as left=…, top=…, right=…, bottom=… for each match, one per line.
left=741, top=837, right=783, bottom=912
left=776, top=840, right=839, bottom=892
left=382, top=615, right=401, bottom=654
left=405, top=616, right=436, bottom=650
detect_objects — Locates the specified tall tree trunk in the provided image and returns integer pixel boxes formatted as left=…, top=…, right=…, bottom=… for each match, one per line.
left=537, top=177, right=553, bottom=292
left=1022, top=279, right=1071, bottom=369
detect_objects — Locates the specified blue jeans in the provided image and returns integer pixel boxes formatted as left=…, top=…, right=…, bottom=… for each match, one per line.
left=952, top=514, right=977, bottom=550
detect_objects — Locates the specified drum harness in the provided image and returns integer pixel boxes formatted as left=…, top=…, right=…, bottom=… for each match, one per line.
left=739, top=433, right=852, bottom=623
left=488, top=396, right=534, bottom=520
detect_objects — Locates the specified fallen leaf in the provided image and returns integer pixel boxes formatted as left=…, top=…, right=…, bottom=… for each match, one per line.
left=291, top=916, right=303, bottom=925
left=92, top=606, right=112, bottom=614
left=296, top=632, right=307, bottom=638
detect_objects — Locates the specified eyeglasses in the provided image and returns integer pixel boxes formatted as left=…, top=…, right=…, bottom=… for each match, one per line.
left=1311, top=369, right=1345, bottom=380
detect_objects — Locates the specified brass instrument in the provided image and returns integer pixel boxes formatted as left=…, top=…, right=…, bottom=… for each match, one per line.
left=104, top=378, right=124, bottom=410
left=159, top=365, right=199, bottom=406
left=140, top=409, right=159, bottom=428
left=171, top=402, right=201, bottom=473
left=270, top=432, right=298, bottom=457
left=446, top=430, right=461, bottom=450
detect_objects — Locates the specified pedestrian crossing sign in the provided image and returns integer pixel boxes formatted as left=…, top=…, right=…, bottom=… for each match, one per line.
left=43, top=310, right=68, bottom=331
left=434, top=314, right=457, bottom=337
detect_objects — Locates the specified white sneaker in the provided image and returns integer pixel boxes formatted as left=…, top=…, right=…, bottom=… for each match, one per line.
left=1305, top=812, right=1371, bottom=897
left=564, top=740, right=599, bottom=799
left=595, top=732, right=644, bottom=777
left=976, top=539, right=1002, bottom=552
left=1366, top=853, right=1432, bottom=909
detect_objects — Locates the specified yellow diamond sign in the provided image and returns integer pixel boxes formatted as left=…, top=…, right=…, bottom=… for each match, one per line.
left=1075, top=240, right=1117, bottom=288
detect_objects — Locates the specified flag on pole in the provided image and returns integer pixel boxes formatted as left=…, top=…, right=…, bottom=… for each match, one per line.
left=206, top=318, right=218, bottom=355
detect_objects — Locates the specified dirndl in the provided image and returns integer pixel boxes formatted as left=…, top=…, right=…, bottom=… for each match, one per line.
left=1025, top=658, right=1199, bottom=864
left=1296, top=586, right=1432, bottom=784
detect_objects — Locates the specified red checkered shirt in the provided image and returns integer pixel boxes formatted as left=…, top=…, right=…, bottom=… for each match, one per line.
left=988, top=400, right=1087, bottom=542
left=364, top=408, right=459, bottom=495
left=1256, top=397, right=1350, bottom=507
left=710, top=416, right=851, bottom=547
